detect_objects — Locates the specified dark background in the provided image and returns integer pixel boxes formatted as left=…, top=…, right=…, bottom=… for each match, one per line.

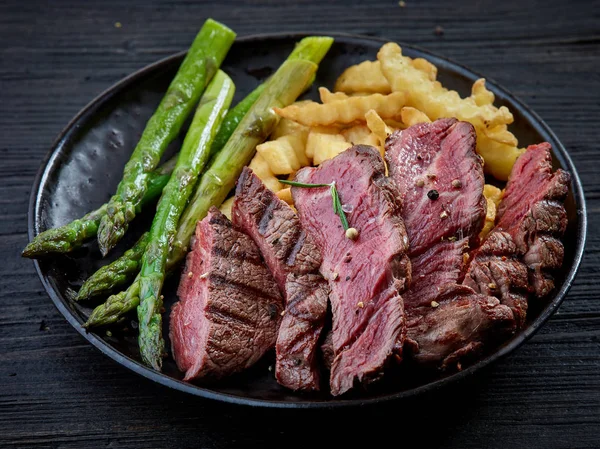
left=1, top=0, right=599, bottom=447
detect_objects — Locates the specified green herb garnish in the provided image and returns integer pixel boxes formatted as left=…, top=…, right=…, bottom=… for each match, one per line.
left=280, top=179, right=350, bottom=231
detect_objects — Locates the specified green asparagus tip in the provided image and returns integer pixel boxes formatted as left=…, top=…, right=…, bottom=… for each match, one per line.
left=98, top=212, right=128, bottom=257
left=21, top=243, right=38, bottom=258
left=22, top=229, right=75, bottom=258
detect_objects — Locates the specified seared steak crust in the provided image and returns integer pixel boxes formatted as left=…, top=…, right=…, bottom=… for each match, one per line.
left=233, top=167, right=322, bottom=290
left=496, top=143, right=570, bottom=297
left=463, top=231, right=529, bottom=328
left=170, top=208, right=283, bottom=382
left=406, top=285, right=515, bottom=368
left=275, top=273, right=329, bottom=391
left=233, top=167, right=328, bottom=391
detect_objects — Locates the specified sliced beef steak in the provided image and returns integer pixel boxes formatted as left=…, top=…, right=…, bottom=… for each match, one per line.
left=386, top=118, right=486, bottom=257
left=405, top=285, right=515, bottom=368
left=170, top=208, right=283, bottom=382
left=275, top=273, right=329, bottom=391
left=495, top=143, right=570, bottom=297
left=403, top=238, right=467, bottom=309
left=292, top=145, right=411, bottom=396
left=386, top=119, right=515, bottom=369
left=232, top=167, right=328, bottom=391
left=233, top=167, right=322, bottom=290
left=463, top=231, right=529, bottom=328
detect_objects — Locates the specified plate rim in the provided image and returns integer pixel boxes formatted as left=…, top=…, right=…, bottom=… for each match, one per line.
left=28, top=31, right=588, bottom=409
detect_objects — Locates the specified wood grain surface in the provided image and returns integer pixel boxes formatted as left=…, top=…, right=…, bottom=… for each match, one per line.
left=1, top=0, right=599, bottom=447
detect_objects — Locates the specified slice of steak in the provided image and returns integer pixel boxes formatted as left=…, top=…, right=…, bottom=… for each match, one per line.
left=232, top=167, right=328, bottom=391
left=463, top=231, right=529, bottom=328
left=275, top=273, right=329, bottom=391
left=292, top=145, right=411, bottom=396
left=403, top=238, right=467, bottom=309
left=170, top=208, right=283, bottom=382
left=495, top=143, right=570, bottom=297
left=405, top=285, right=515, bottom=368
left=385, top=118, right=486, bottom=258
left=386, top=118, right=515, bottom=369
left=232, top=167, right=322, bottom=290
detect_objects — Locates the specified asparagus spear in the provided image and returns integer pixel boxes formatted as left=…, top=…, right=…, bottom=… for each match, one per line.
left=208, top=82, right=266, bottom=159
left=170, top=36, right=333, bottom=266
left=22, top=156, right=177, bottom=258
left=97, top=19, right=236, bottom=256
left=76, top=232, right=149, bottom=301
left=83, top=278, right=140, bottom=329
left=75, top=85, right=267, bottom=299
left=84, top=36, right=334, bottom=330
left=137, top=70, right=235, bottom=370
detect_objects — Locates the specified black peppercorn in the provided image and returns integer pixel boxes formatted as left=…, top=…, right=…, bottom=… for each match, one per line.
left=427, top=189, right=439, bottom=200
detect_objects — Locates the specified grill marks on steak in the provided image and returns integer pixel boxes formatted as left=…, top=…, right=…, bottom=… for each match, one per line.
left=463, top=231, right=529, bottom=328
left=385, top=119, right=515, bottom=369
left=275, top=273, right=329, bottom=391
left=232, top=167, right=329, bottom=391
left=233, top=167, right=322, bottom=291
left=292, top=145, right=411, bottom=395
left=495, top=143, right=570, bottom=298
left=170, top=208, right=283, bottom=382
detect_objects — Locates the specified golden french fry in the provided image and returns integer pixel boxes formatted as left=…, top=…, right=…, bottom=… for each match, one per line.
left=483, top=124, right=518, bottom=146
left=401, top=106, right=432, bottom=127
left=341, top=124, right=380, bottom=148
left=306, top=130, right=352, bottom=165
left=270, top=118, right=310, bottom=143
left=248, top=152, right=283, bottom=192
left=384, top=118, right=405, bottom=130
left=484, top=184, right=503, bottom=206
left=281, top=134, right=310, bottom=167
left=276, top=188, right=294, bottom=205
left=411, top=58, right=438, bottom=81
left=319, top=87, right=350, bottom=103
left=480, top=184, right=503, bottom=239
left=256, top=138, right=301, bottom=175
left=365, top=110, right=392, bottom=154
left=476, top=133, right=524, bottom=179
left=471, top=78, right=495, bottom=106
left=219, top=196, right=235, bottom=220
left=274, top=91, right=406, bottom=127
left=334, top=60, right=391, bottom=94
left=304, top=126, right=340, bottom=158
left=378, top=42, right=521, bottom=180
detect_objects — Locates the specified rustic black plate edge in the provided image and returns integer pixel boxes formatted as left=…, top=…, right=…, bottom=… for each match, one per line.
left=27, top=32, right=588, bottom=409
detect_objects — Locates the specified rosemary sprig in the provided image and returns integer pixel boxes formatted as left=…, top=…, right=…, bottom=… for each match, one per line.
left=280, top=179, right=350, bottom=231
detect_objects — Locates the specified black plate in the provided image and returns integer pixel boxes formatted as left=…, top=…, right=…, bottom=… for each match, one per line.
left=28, top=33, right=587, bottom=408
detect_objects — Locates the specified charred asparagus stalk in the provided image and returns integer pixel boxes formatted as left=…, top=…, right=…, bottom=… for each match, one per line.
left=84, top=36, right=333, bottom=331
left=97, top=19, right=236, bottom=256
left=81, top=84, right=267, bottom=318
left=76, top=232, right=149, bottom=301
left=84, top=278, right=140, bottom=329
left=22, top=157, right=176, bottom=258
left=76, top=84, right=266, bottom=298
left=137, top=70, right=235, bottom=370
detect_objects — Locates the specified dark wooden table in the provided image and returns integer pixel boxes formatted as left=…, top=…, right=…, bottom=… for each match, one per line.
left=2, top=0, right=599, bottom=447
